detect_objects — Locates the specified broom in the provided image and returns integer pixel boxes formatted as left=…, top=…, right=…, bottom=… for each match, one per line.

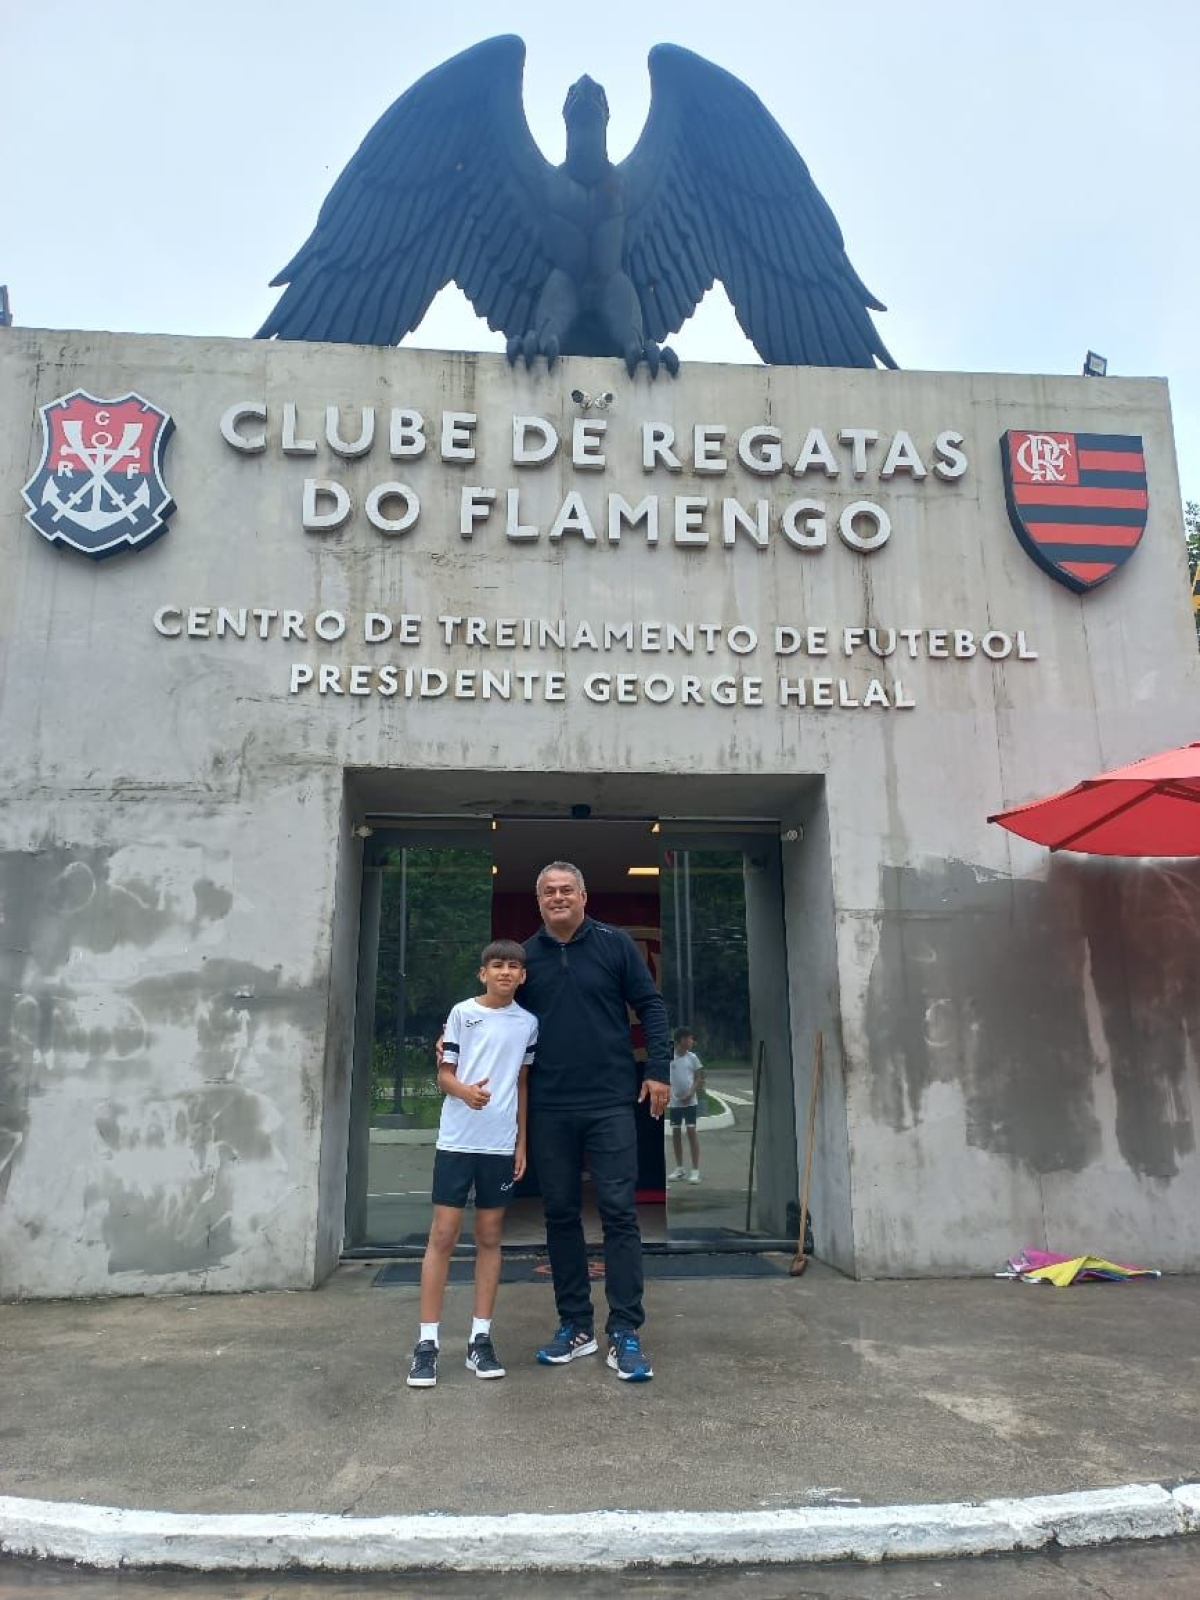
left=789, top=1031, right=823, bottom=1276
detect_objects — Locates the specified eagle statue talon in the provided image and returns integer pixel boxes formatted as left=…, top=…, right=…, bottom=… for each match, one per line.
left=505, top=331, right=562, bottom=371
left=624, top=334, right=681, bottom=377
left=257, top=37, right=895, bottom=375
left=623, top=338, right=675, bottom=380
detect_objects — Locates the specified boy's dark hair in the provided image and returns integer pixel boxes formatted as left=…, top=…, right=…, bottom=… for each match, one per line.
left=481, top=938, right=527, bottom=966
left=673, top=1025, right=693, bottom=1044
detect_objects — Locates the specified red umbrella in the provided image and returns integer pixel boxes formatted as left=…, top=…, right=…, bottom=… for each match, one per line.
left=989, top=742, right=1200, bottom=856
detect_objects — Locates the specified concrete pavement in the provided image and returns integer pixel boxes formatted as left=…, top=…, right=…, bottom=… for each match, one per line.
left=1, top=1262, right=1198, bottom=1572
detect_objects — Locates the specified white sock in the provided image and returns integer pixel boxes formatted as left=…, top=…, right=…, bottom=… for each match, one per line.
left=420, top=1322, right=439, bottom=1347
left=471, top=1317, right=492, bottom=1341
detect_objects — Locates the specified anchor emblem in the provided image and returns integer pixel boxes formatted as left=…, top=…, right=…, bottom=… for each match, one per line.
left=22, top=391, right=176, bottom=559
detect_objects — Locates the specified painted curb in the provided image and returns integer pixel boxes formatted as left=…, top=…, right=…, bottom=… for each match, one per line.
left=696, top=1090, right=736, bottom=1130
left=1, top=1484, right=1196, bottom=1572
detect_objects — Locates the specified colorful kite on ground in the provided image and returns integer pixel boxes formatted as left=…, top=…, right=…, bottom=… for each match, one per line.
left=998, top=1249, right=1161, bottom=1286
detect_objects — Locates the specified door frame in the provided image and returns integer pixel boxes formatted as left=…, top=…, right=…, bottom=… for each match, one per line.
left=341, top=800, right=810, bottom=1256
left=659, top=823, right=798, bottom=1238
left=344, top=822, right=494, bottom=1249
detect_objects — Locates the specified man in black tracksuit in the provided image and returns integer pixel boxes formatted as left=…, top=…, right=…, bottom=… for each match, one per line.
left=520, top=860, right=671, bottom=1381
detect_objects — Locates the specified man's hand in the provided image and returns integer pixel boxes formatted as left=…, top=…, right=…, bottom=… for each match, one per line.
left=639, top=1078, right=670, bottom=1119
left=513, top=1141, right=527, bottom=1182
left=459, top=1077, right=491, bottom=1110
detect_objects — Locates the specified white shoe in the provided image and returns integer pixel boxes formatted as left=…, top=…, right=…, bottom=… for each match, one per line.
left=687, top=1171, right=701, bottom=1184
left=667, top=1167, right=686, bottom=1181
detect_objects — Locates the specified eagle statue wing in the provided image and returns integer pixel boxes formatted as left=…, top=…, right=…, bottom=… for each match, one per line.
left=620, top=45, right=895, bottom=369
left=257, top=36, right=553, bottom=346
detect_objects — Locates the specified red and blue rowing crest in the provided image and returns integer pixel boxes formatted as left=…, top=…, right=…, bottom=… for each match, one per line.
left=22, top=390, right=176, bottom=559
left=1000, top=430, right=1147, bottom=594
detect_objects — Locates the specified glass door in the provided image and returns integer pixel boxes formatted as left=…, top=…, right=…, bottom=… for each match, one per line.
left=659, top=827, right=796, bottom=1241
left=345, top=826, right=493, bottom=1248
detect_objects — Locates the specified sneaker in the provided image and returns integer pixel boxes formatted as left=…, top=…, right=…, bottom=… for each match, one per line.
left=667, top=1167, right=686, bottom=1182
left=687, top=1170, right=701, bottom=1184
left=607, top=1329, right=654, bottom=1382
left=536, top=1321, right=598, bottom=1365
left=466, top=1333, right=506, bottom=1379
left=406, top=1339, right=438, bottom=1388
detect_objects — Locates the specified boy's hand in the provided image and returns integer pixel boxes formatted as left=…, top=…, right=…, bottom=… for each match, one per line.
left=460, top=1077, right=491, bottom=1110
left=513, top=1142, right=527, bottom=1181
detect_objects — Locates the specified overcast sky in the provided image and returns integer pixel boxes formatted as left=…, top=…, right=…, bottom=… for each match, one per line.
left=4, top=1, right=1196, bottom=499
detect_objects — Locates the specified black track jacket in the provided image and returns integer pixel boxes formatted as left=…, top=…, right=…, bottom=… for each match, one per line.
left=520, top=917, right=671, bottom=1111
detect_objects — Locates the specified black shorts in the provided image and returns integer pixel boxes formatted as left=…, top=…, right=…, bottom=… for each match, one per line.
left=669, top=1105, right=698, bottom=1127
left=431, top=1149, right=517, bottom=1210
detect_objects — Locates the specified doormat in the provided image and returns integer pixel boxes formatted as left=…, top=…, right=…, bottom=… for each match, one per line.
left=372, top=1253, right=787, bottom=1287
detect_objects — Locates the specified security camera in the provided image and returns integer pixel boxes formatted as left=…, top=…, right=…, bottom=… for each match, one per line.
left=569, top=389, right=616, bottom=411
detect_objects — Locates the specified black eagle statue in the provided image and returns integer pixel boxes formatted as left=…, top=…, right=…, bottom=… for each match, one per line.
left=257, top=36, right=895, bottom=377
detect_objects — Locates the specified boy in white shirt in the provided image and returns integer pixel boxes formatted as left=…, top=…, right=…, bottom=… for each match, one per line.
left=407, top=940, right=538, bottom=1388
left=667, top=1026, right=706, bottom=1184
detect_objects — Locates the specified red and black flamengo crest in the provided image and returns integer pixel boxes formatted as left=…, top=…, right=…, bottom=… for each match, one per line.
left=1000, top=430, right=1148, bottom=594
left=22, top=391, right=176, bottom=559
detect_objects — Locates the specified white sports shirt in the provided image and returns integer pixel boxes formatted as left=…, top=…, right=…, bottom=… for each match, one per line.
left=669, top=1049, right=704, bottom=1108
left=438, top=997, right=538, bottom=1154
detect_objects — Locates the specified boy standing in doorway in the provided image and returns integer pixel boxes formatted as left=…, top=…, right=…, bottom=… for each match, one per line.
left=667, top=1026, right=706, bottom=1184
left=407, top=940, right=538, bottom=1388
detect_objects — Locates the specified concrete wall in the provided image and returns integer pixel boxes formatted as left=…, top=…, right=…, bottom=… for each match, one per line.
left=1, top=328, right=1198, bottom=1294
left=0, top=782, right=341, bottom=1295
left=780, top=788, right=854, bottom=1275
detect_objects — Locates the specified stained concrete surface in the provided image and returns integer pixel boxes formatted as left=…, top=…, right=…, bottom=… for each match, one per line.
left=1, top=1264, right=1198, bottom=1520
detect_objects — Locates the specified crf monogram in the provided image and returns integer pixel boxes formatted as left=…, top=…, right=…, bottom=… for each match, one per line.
left=23, top=389, right=176, bottom=559
left=46, top=412, right=149, bottom=534
left=1016, top=433, right=1072, bottom=483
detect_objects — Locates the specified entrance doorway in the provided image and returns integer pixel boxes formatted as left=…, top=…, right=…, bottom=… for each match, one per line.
left=343, top=808, right=798, bottom=1255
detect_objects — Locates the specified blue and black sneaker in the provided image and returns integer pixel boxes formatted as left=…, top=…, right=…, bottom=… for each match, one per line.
left=406, top=1339, right=438, bottom=1388
left=607, top=1329, right=653, bottom=1382
left=535, top=1321, right=598, bottom=1364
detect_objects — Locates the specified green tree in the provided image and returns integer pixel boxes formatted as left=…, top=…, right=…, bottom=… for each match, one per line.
left=660, top=851, right=751, bottom=1059
left=372, top=847, right=493, bottom=1112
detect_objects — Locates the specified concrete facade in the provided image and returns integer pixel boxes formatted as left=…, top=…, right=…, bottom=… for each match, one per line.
left=1, top=327, right=1197, bottom=1297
